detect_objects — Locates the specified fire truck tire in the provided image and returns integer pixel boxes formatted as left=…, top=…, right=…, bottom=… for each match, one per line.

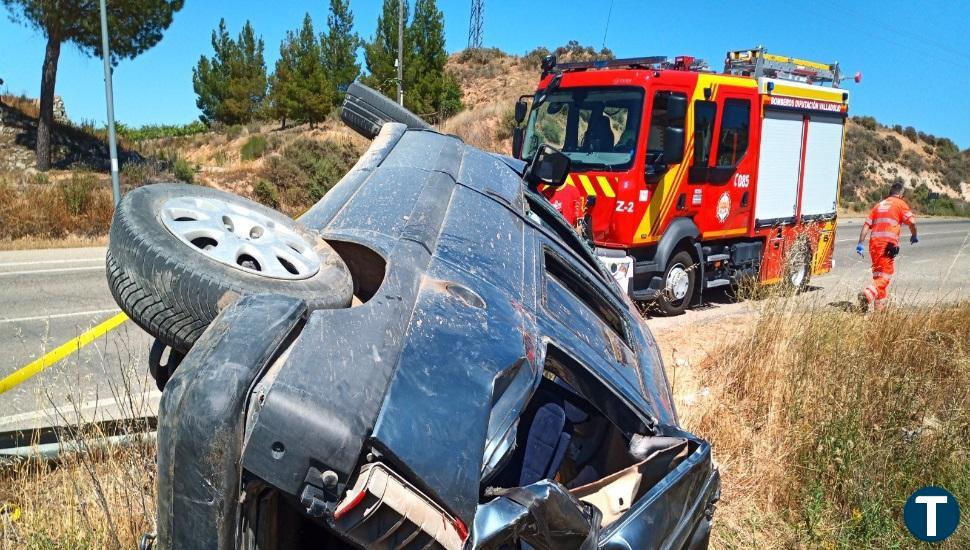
left=107, top=184, right=353, bottom=353
left=657, top=250, right=696, bottom=316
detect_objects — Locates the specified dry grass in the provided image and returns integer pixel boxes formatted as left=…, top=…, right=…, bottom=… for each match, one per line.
left=0, top=94, right=40, bottom=119
left=677, top=299, right=970, bottom=548
left=0, top=337, right=157, bottom=550
left=439, top=102, right=512, bottom=153
left=0, top=174, right=114, bottom=241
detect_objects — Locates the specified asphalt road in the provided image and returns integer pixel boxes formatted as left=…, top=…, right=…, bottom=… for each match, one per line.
left=0, top=219, right=967, bottom=430
left=0, top=247, right=155, bottom=431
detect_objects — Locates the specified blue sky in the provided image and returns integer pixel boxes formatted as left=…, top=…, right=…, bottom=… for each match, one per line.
left=1, top=0, right=968, bottom=147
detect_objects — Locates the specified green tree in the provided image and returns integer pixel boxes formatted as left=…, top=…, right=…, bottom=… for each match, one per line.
left=292, top=14, right=332, bottom=127
left=269, top=14, right=332, bottom=128
left=321, top=0, right=360, bottom=108
left=407, top=0, right=461, bottom=122
left=1, top=0, right=184, bottom=171
left=268, top=32, right=300, bottom=128
left=193, top=19, right=268, bottom=126
left=363, top=0, right=409, bottom=100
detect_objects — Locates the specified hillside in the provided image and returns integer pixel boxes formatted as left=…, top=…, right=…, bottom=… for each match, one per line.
left=1, top=47, right=969, bottom=245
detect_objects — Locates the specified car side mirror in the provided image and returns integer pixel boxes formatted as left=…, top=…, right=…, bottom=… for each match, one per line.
left=524, top=144, right=571, bottom=191
left=512, top=127, right=524, bottom=159
left=663, top=127, right=685, bottom=165
left=514, top=99, right=528, bottom=124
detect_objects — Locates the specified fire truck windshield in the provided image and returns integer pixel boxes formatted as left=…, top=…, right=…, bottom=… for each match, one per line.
left=522, top=87, right=643, bottom=172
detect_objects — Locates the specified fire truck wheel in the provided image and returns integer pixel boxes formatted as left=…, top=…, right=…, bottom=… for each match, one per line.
left=658, top=250, right=696, bottom=315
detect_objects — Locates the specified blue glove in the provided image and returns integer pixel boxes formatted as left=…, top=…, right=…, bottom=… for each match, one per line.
left=910, top=235, right=919, bottom=244
left=855, top=243, right=865, bottom=256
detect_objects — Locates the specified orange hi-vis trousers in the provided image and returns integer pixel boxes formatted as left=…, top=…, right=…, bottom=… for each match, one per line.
left=862, top=239, right=895, bottom=310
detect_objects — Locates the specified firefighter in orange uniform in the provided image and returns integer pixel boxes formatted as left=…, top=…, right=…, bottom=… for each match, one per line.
left=540, top=182, right=586, bottom=228
left=856, top=182, right=918, bottom=311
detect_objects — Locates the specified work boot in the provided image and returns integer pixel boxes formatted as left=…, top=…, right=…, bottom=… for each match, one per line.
left=856, top=291, right=870, bottom=313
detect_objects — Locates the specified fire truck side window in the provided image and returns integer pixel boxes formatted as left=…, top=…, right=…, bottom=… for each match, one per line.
left=692, top=100, right=717, bottom=167
left=645, top=91, right=687, bottom=166
left=715, top=99, right=751, bottom=168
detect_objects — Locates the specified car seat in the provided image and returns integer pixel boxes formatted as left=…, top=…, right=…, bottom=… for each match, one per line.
left=582, top=114, right=615, bottom=151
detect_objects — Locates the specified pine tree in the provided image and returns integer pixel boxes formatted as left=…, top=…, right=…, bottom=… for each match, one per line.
left=321, top=0, right=360, bottom=107
left=1, top=0, right=183, bottom=171
left=407, top=0, right=461, bottom=122
left=193, top=20, right=268, bottom=125
left=291, top=14, right=332, bottom=127
left=268, top=31, right=300, bottom=128
left=363, top=0, right=409, bottom=100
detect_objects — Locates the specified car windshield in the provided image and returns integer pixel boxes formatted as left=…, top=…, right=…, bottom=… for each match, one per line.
left=522, top=87, right=644, bottom=171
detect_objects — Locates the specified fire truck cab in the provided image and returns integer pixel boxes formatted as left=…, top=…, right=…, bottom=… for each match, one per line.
left=513, top=48, right=852, bottom=314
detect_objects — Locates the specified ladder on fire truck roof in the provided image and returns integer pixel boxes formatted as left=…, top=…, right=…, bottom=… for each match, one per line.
left=724, top=47, right=845, bottom=87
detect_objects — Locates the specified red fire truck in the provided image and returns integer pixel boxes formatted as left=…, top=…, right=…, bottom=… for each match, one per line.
left=513, top=48, right=855, bottom=314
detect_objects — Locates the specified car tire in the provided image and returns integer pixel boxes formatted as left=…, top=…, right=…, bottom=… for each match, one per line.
left=107, top=183, right=353, bottom=353
left=657, top=250, right=696, bottom=316
left=341, top=81, right=430, bottom=139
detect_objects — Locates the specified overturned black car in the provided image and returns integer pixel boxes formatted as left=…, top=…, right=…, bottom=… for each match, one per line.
left=108, top=84, right=719, bottom=550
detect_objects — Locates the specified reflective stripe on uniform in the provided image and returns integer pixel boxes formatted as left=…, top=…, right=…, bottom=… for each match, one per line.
left=872, top=217, right=899, bottom=226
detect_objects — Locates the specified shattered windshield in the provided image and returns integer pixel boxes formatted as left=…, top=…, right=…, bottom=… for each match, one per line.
left=522, top=87, right=644, bottom=171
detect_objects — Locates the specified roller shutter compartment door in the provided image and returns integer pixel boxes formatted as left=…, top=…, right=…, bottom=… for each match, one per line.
left=800, top=114, right=844, bottom=218
left=755, top=111, right=804, bottom=223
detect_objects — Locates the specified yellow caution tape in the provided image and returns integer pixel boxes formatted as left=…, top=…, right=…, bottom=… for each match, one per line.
left=0, top=503, right=21, bottom=522
left=0, top=312, right=129, bottom=395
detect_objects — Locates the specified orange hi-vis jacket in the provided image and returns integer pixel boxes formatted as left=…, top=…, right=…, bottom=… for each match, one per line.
left=863, top=196, right=915, bottom=245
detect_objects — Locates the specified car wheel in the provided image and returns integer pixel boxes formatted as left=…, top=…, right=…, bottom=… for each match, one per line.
left=107, top=183, right=353, bottom=353
left=657, top=250, right=695, bottom=316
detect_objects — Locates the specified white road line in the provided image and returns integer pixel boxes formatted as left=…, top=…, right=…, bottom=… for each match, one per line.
left=0, top=266, right=104, bottom=277
left=0, top=258, right=102, bottom=268
left=0, top=308, right=120, bottom=325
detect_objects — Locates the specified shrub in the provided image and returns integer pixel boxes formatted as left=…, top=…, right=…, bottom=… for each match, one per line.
left=61, top=172, right=97, bottom=215
left=241, top=135, right=268, bottom=161
left=226, top=124, right=245, bottom=140
left=891, top=124, right=903, bottom=134
left=252, top=179, right=280, bottom=208
left=497, top=107, right=517, bottom=141
left=852, top=115, right=878, bottom=131
left=261, top=138, right=361, bottom=208
left=114, top=120, right=207, bottom=141
left=121, top=160, right=158, bottom=186
left=876, top=135, right=901, bottom=159
left=899, top=149, right=925, bottom=173
left=902, top=126, right=918, bottom=142
left=172, top=157, right=195, bottom=183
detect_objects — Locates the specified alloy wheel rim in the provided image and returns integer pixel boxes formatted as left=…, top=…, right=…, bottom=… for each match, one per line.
left=159, top=196, right=321, bottom=280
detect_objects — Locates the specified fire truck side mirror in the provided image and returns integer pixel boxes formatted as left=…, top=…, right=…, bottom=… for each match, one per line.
left=514, top=99, right=528, bottom=124
left=666, top=94, right=687, bottom=121
left=524, top=144, right=571, bottom=191
left=512, top=127, right=524, bottom=159
left=663, top=127, right=685, bottom=165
